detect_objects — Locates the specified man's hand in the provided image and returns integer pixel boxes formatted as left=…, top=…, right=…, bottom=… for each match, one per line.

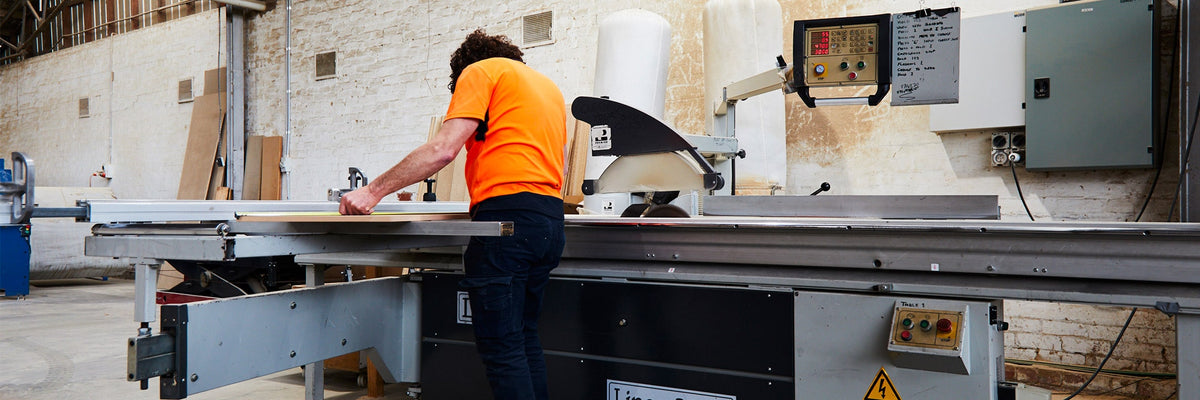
left=339, top=186, right=382, bottom=215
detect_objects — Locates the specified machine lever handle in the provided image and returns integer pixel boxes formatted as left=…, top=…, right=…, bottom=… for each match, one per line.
left=347, top=167, right=368, bottom=189
left=10, top=152, right=33, bottom=224
left=423, top=179, right=437, bottom=202
left=809, top=182, right=831, bottom=196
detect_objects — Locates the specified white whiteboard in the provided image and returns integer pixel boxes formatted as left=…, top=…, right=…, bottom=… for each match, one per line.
left=928, top=11, right=1027, bottom=132
left=891, top=8, right=961, bottom=106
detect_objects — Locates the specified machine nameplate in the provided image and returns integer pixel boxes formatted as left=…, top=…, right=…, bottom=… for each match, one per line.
left=863, top=368, right=903, bottom=400
left=607, top=379, right=735, bottom=400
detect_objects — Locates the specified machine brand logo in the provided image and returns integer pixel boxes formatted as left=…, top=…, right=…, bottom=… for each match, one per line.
left=456, top=291, right=472, bottom=324
left=606, top=379, right=735, bottom=400
left=1081, top=7, right=1095, bottom=12
left=591, top=125, right=613, bottom=152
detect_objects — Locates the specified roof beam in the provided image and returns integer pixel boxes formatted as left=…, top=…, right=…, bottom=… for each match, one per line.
left=24, top=0, right=39, bottom=23
left=0, top=0, right=23, bottom=30
left=15, top=0, right=78, bottom=53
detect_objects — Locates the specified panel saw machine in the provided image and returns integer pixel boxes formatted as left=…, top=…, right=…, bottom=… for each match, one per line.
left=64, top=11, right=1200, bottom=400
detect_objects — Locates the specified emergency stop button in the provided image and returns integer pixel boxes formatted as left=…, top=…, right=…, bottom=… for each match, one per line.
left=937, top=318, right=953, bottom=333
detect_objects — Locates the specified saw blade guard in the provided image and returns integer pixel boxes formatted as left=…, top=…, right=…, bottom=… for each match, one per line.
left=572, top=96, right=724, bottom=195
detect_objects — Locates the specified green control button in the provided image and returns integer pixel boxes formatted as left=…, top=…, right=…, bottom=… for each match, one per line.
left=920, top=320, right=932, bottom=331
left=839, top=62, right=849, bottom=70
left=857, top=61, right=867, bottom=69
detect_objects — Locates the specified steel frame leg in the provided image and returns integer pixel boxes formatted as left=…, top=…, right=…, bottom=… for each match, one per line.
left=133, top=260, right=161, bottom=323
left=1179, top=314, right=1200, bottom=399
left=304, top=264, right=325, bottom=400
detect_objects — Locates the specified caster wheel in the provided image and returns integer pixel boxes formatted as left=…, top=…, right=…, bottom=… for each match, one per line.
left=356, top=373, right=367, bottom=388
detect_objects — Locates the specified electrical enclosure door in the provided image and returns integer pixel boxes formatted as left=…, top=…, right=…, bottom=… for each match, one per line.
left=1025, top=0, right=1157, bottom=170
left=0, top=225, right=30, bottom=297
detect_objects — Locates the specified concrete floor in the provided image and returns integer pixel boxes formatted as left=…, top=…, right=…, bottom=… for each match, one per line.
left=0, top=279, right=410, bottom=400
left=0, top=278, right=1161, bottom=400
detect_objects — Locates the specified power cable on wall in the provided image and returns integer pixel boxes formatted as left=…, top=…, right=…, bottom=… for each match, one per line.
left=1010, top=162, right=1035, bottom=221
left=1167, top=91, right=1200, bottom=222
left=284, top=0, right=292, bottom=199
left=217, top=4, right=221, bottom=69
left=1135, top=8, right=1180, bottom=222
left=1061, top=308, right=1138, bottom=400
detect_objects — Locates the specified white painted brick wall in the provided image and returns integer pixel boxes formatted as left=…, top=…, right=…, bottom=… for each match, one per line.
left=246, top=0, right=708, bottom=199
left=0, top=10, right=223, bottom=200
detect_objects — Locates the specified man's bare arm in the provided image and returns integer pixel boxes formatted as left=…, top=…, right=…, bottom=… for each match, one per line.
left=339, top=118, right=480, bottom=215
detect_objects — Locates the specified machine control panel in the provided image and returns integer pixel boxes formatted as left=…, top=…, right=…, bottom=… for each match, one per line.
left=886, top=300, right=971, bottom=374
left=890, top=306, right=963, bottom=350
left=804, top=23, right=880, bottom=86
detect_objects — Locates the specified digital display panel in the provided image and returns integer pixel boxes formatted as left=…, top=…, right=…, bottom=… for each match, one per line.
left=810, top=31, right=830, bottom=55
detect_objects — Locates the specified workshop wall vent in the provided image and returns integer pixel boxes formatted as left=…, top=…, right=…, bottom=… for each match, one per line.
left=178, top=78, right=194, bottom=103
left=316, top=51, right=337, bottom=81
left=78, top=97, right=89, bottom=119
left=522, top=11, right=553, bottom=46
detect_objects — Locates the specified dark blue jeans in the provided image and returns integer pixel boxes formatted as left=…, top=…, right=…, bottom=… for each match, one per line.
left=461, top=193, right=564, bottom=400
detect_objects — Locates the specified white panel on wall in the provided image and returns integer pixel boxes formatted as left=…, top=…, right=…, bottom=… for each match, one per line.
left=929, top=11, right=1025, bottom=132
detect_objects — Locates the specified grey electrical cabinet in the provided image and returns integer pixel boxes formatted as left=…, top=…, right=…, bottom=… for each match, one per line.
left=1025, top=0, right=1158, bottom=170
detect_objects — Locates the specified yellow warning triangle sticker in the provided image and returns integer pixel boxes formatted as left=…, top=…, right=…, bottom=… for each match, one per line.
left=863, top=367, right=902, bottom=400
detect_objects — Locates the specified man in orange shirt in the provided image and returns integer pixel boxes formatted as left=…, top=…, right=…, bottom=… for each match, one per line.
left=340, top=30, right=566, bottom=400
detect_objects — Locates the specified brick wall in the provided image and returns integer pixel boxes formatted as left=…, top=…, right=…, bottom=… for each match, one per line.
left=0, top=9, right=223, bottom=199
left=245, top=0, right=708, bottom=199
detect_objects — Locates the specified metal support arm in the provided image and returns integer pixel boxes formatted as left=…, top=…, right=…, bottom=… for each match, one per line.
left=128, top=277, right=420, bottom=399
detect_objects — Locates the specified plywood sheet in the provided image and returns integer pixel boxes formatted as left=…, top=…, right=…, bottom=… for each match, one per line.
left=243, top=135, right=264, bottom=200
left=203, top=67, right=227, bottom=95
left=158, top=261, right=184, bottom=290
left=418, top=116, right=469, bottom=202
left=177, top=93, right=226, bottom=200
left=206, top=114, right=228, bottom=200
left=260, top=136, right=283, bottom=200
left=564, top=120, right=590, bottom=198
left=446, top=147, right=468, bottom=202
left=416, top=116, right=441, bottom=200
left=561, top=110, right=577, bottom=198
left=236, top=211, right=469, bottom=223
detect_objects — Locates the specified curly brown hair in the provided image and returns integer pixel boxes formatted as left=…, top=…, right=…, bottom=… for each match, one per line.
left=448, top=29, right=524, bottom=93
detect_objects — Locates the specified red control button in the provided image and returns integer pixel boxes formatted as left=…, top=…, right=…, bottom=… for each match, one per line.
left=848, top=72, right=858, bottom=80
left=937, top=318, right=953, bottom=333
left=900, top=331, right=913, bottom=341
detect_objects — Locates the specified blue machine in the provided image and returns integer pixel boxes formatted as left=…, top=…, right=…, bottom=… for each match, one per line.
left=0, top=155, right=32, bottom=298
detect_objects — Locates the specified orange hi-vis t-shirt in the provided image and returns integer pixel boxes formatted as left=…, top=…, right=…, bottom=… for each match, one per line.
left=444, top=57, right=566, bottom=208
